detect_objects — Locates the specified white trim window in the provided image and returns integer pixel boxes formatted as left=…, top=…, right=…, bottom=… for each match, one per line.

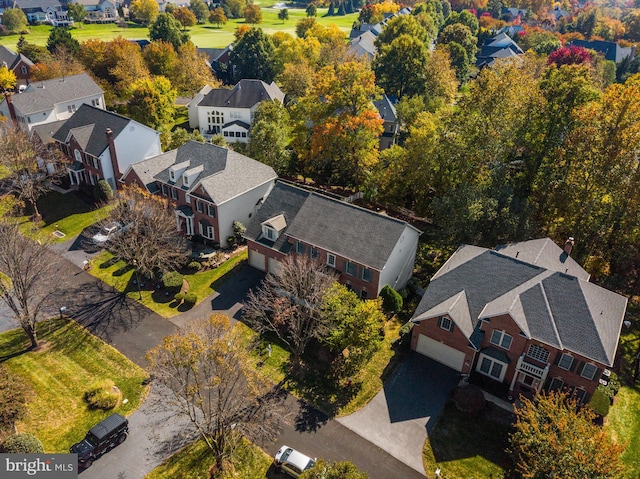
left=207, top=204, right=215, bottom=217
left=345, top=260, right=356, bottom=276
left=558, top=353, right=573, bottom=370
left=477, top=354, right=507, bottom=381
left=527, top=344, right=550, bottom=363
left=196, top=201, right=204, bottom=213
left=438, top=316, right=453, bottom=332
left=262, top=225, right=276, bottom=241
left=171, top=188, right=178, bottom=200
left=161, top=184, right=168, bottom=196
left=361, top=267, right=372, bottom=283
left=327, top=253, right=336, bottom=268
left=581, top=363, right=598, bottom=380
left=490, top=330, right=513, bottom=350
left=74, top=149, right=82, bottom=163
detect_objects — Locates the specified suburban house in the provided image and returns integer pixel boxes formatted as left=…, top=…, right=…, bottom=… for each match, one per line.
left=9, top=0, right=72, bottom=25
left=197, top=46, right=233, bottom=84
left=348, top=7, right=412, bottom=59
left=51, top=104, right=161, bottom=191
left=570, top=39, right=636, bottom=64
left=188, top=79, right=285, bottom=143
left=72, top=0, right=118, bottom=23
left=0, top=45, right=33, bottom=89
left=476, top=32, right=524, bottom=69
left=121, top=140, right=277, bottom=246
left=245, top=181, right=422, bottom=299
left=373, top=94, right=398, bottom=150
left=0, top=73, right=105, bottom=129
left=410, top=238, right=627, bottom=404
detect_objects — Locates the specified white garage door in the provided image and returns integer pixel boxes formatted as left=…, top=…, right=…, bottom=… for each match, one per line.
left=416, top=334, right=465, bottom=372
left=249, top=249, right=266, bottom=271
left=268, top=258, right=282, bottom=275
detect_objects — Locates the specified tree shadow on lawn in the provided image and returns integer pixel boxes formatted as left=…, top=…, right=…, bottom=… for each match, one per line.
left=34, top=190, right=95, bottom=225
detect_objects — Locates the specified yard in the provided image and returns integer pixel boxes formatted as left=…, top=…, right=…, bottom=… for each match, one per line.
left=88, top=249, right=248, bottom=318
left=0, top=5, right=358, bottom=51
left=0, top=318, right=148, bottom=452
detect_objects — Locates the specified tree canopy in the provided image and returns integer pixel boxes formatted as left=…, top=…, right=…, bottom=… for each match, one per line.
left=230, top=27, right=276, bottom=83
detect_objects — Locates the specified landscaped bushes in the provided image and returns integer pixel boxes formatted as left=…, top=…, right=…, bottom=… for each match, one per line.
left=174, top=292, right=184, bottom=302
left=589, top=387, right=611, bottom=417
left=1, top=433, right=44, bottom=453
left=84, top=379, right=122, bottom=410
left=162, top=271, right=183, bottom=293
left=95, top=179, right=114, bottom=203
left=380, top=285, right=403, bottom=313
left=188, top=261, right=202, bottom=271
left=184, top=292, right=197, bottom=304
left=0, top=364, right=30, bottom=436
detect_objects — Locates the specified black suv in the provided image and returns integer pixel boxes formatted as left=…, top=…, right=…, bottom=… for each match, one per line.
left=70, top=413, right=129, bottom=468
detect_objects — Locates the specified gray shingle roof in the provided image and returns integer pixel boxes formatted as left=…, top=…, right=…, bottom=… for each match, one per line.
left=0, top=45, right=34, bottom=70
left=13, top=0, right=62, bottom=10
left=412, top=243, right=627, bottom=366
left=570, top=39, right=636, bottom=63
left=12, top=73, right=103, bottom=116
left=52, top=104, right=130, bottom=157
left=30, top=119, right=66, bottom=144
left=373, top=95, right=397, bottom=122
left=152, top=141, right=276, bottom=205
left=246, top=181, right=421, bottom=271
left=126, top=150, right=178, bottom=192
left=197, top=79, right=285, bottom=109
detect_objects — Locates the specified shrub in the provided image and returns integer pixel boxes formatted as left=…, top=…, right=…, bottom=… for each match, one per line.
left=188, top=261, right=202, bottom=271
left=0, top=364, right=30, bottom=435
left=232, top=220, right=246, bottom=243
left=590, top=387, right=611, bottom=417
left=95, top=179, right=114, bottom=202
left=226, top=236, right=236, bottom=247
left=599, top=371, right=620, bottom=401
left=184, top=292, right=197, bottom=304
left=174, top=292, right=184, bottom=302
left=84, top=379, right=122, bottom=410
left=1, top=433, right=44, bottom=453
left=162, top=271, right=183, bottom=293
left=452, top=384, right=486, bottom=414
left=380, top=285, right=403, bottom=313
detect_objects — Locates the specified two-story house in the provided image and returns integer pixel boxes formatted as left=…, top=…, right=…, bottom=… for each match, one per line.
left=0, top=46, right=34, bottom=88
left=121, top=140, right=277, bottom=246
left=476, top=32, right=524, bottom=69
left=410, top=238, right=627, bottom=404
left=245, top=181, right=422, bottom=299
left=0, top=73, right=105, bottom=129
left=73, top=0, right=118, bottom=23
left=11, top=0, right=72, bottom=25
left=188, top=79, right=285, bottom=143
left=52, top=104, right=161, bottom=191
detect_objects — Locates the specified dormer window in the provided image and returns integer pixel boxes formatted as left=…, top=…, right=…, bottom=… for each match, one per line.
left=183, top=175, right=190, bottom=187
left=263, top=226, right=276, bottom=241
left=261, top=214, right=286, bottom=242
left=170, top=170, right=175, bottom=181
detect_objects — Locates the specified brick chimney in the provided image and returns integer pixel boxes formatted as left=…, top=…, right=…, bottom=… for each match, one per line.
left=5, top=92, right=17, bottom=123
left=105, top=128, right=121, bottom=188
left=563, top=237, right=574, bottom=256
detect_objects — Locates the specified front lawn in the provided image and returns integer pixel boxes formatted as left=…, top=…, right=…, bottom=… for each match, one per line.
left=607, top=386, right=640, bottom=475
left=13, top=190, right=113, bottom=243
left=145, top=437, right=271, bottom=479
left=89, top=249, right=248, bottom=318
left=0, top=319, right=148, bottom=452
left=422, top=402, right=512, bottom=479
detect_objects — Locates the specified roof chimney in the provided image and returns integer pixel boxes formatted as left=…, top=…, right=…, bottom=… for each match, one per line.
left=106, top=128, right=122, bottom=189
left=564, top=237, right=574, bottom=256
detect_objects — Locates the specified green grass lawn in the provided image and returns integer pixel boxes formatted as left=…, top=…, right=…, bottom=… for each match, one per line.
left=0, top=8, right=357, bottom=50
left=0, top=319, right=148, bottom=452
left=145, top=437, right=272, bottom=479
left=89, top=249, right=248, bottom=318
left=13, top=190, right=113, bottom=243
left=422, top=402, right=512, bottom=479
left=606, top=386, right=640, bottom=476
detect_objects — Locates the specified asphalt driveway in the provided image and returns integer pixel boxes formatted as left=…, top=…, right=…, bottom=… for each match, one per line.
left=337, top=352, right=460, bottom=475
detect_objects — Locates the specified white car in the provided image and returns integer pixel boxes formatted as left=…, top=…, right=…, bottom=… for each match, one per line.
left=274, top=445, right=315, bottom=478
left=92, top=222, right=123, bottom=244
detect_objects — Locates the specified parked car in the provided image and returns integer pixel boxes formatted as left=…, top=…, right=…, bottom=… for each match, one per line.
left=274, top=445, right=315, bottom=478
left=70, top=413, right=129, bottom=468
left=92, top=221, right=124, bottom=244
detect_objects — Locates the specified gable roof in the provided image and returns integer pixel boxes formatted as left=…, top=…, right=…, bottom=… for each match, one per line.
left=246, top=181, right=422, bottom=270
left=373, top=94, right=397, bottom=123
left=197, top=79, right=285, bottom=109
left=30, top=119, right=66, bottom=144
left=348, top=30, right=377, bottom=59
left=412, top=242, right=627, bottom=366
left=570, top=39, right=636, bottom=63
left=11, top=73, right=103, bottom=116
left=476, top=33, right=524, bottom=68
left=150, top=141, right=276, bottom=205
left=0, top=45, right=34, bottom=70
left=52, top=104, right=130, bottom=157
left=13, top=0, right=62, bottom=11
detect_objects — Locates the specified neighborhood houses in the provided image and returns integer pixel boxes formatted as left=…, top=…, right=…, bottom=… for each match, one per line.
left=0, top=1, right=639, bottom=478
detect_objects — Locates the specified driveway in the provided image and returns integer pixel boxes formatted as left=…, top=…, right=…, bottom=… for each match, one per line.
left=337, top=352, right=460, bottom=475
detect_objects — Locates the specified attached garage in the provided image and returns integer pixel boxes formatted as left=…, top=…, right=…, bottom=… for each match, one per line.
left=268, top=258, right=281, bottom=275
left=249, top=249, right=266, bottom=271
left=416, top=334, right=465, bottom=372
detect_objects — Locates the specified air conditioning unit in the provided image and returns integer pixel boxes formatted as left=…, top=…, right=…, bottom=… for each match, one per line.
left=603, top=369, right=611, bottom=377
left=599, top=378, right=608, bottom=386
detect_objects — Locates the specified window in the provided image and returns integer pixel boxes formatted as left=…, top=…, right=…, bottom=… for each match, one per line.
left=479, top=356, right=505, bottom=381
left=361, top=268, right=372, bottom=283
left=196, top=201, right=204, bottom=213
left=558, top=353, right=573, bottom=370
left=327, top=253, right=336, bottom=268
left=241, top=132, right=247, bottom=138
left=223, top=132, right=229, bottom=137
left=490, top=330, right=512, bottom=350
left=161, top=184, right=168, bottom=196
left=74, top=149, right=82, bottom=163
left=439, top=316, right=453, bottom=332
left=67, top=104, right=76, bottom=113
left=311, top=247, right=319, bottom=259
left=20, top=65, right=27, bottom=74
left=185, top=194, right=190, bottom=204
left=207, top=110, right=223, bottom=125
left=235, top=132, right=241, bottom=137
left=345, top=261, right=356, bottom=276
left=229, top=111, right=241, bottom=119
left=92, top=98, right=100, bottom=107
left=361, top=289, right=368, bottom=299
left=581, top=363, right=597, bottom=380
left=548, top=377, right=564, bottom=392
left=183, top=175, right=190, bottom=187
left=92, top=157, right=99, bottom=169
left=171, top=188, right=178, bottom=200
left=527, top=344, right=550, bottom=363
left=206, top=226, right=215, bottom=239
left=207, top=205, right=215, bottom=217
left=296, top=242, right=305, bottom=254
left=26, top=116, right=31, bottom=123
left=264, top=226, right=275, bottom=240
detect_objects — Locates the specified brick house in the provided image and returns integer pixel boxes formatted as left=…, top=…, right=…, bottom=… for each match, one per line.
left=410, top=238, right=627, bottom=404
left=51, top=104, right=161, bottom=191
left=0, top=45, right=34, bottom=88
left=121, top=141, right=277, bottom=247
left=245, top=181, right=422, bottom=299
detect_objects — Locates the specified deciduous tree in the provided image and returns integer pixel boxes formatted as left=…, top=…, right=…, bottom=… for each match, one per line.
left=510, top=391, right=625, bottom=479
left=168, top=42, right=218, bottom=95
left=130, top=0, right=159, bottom=25
left=373, top=34, right=429, bottom=98
left=143, top=40, right=178, bottom=76
left=0, top=67, right=17, bottom=92
left=243, top=256, right=337, bottom=366
left=230, top=27, right=276, bottom=83
left=30, top=47, right=85, bottom=81
left=150, top=12, right=190, bottom=50
left=247, top=100, right=292, bottom=173
left=126, top=76, right=176, bottom=129
left=147, top=314, right=285, bottom=472
left=172, top=6, right=196, bottom=28
left=189, top=0, right=209, bottom=24
left=66, top=3, right=87, bottom=25
left=244, top=3, right=262, bottom=24
left=0, top=221, right=65, bottom=349
left=208, top=7, right=227, bottom=27
left=1, top=8, right=27, bottom=33
left=278, top=8, right=289, bottom=23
